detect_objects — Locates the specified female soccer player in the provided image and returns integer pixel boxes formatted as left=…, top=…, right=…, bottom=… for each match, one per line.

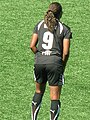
left=30, top=2, right=72, bottom=120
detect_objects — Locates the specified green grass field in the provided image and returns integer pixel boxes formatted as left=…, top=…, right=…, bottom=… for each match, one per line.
left=0, top=0, right=90, bottom=120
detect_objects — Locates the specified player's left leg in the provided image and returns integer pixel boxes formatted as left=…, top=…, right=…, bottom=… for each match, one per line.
left=32, top=82, right=46, bottom=120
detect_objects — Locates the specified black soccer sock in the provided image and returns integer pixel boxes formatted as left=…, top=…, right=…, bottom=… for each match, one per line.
left=50, top=100, right=61, bottom=120
left=32, top=92, right=43, bottom=120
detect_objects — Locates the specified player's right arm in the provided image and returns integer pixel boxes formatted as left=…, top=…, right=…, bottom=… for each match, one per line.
left=62, top=24, right=72, bottom=73
left=30, top=33, right=38, bottom=54
left=62, top=38, right=70, bottom=72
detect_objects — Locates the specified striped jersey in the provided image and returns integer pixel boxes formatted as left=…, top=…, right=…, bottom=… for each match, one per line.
left=33, top=20, right=72, bottom=64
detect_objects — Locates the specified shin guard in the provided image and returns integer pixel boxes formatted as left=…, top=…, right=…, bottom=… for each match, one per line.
left=50, top=100, right=61, bottom=120
left=32, top=92, right=43, bottom=120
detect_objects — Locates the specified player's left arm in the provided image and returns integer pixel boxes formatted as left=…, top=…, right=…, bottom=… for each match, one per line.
left=30, top=33, right=38, bottom=54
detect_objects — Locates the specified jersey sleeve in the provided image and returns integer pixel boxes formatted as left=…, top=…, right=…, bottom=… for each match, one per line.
left=33, top=22, right=39, bottom=34
left=63, top=24, right=72, bottom=39
left=33, top=20, right=44, bottom=34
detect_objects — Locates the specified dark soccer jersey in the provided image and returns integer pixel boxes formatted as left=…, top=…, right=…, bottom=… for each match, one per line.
left=33, top=20, right=72, bottom=64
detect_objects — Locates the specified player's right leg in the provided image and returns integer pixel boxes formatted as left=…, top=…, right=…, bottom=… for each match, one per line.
left=50, top=86, right=62, bottom=120
left=46, top=64, right=64, bottom=120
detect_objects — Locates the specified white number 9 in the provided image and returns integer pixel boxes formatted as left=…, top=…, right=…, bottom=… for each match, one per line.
left=42, top=31, right=53, bottom=50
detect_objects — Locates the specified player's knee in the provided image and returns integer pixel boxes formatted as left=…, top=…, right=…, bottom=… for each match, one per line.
left=50, top=91, right=60, bottom=100
left=50, top=86, right=61, bottom=100
left=36, top=90, right=41, bottom=93
left=36, top=90, right=45, bottom=94
left=36, top=83, right=46, bottom=94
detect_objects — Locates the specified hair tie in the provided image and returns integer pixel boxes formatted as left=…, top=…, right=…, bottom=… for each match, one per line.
left=47, top=10, right=53, bottom=13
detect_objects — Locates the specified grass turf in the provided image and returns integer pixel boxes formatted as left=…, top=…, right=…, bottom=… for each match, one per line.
left=0, top=0, right=90, bottom=119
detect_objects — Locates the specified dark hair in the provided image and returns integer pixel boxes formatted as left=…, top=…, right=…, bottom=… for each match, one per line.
left=44, top=2, right=62, bottom=32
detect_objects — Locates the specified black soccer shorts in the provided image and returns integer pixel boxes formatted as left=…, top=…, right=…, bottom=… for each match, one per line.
left=34, top=64, right=64, bottom=86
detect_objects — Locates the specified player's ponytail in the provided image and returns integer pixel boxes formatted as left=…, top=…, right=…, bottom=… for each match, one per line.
left=44, top=10, right=57, bottom=32
left=44, top=2, right=62, bottom=32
